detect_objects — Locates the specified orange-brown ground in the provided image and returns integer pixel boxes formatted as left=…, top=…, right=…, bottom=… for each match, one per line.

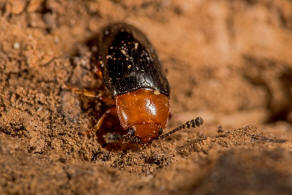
left=0, top=0, right=292, bottom=194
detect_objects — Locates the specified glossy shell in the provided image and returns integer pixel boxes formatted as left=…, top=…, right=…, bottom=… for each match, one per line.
left=99, top=23, right=170, bottom=97
left=115, top=88, right=169, bottom=142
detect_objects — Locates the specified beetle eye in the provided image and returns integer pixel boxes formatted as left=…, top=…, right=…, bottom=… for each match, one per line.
left=128, top=127, right=135, bottom=136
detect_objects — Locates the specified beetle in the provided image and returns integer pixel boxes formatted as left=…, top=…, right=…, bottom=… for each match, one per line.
left=67, top=23, right=203, bottom=144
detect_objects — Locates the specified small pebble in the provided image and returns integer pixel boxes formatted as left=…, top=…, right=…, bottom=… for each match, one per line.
left=217, top=126, right=224, bottom=133
left=13, top=42, right=20, bottom=49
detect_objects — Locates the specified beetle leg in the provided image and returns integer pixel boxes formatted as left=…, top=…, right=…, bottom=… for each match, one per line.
left=96, top=108, right=143, bottom=144
left=103, top=127, right=142, bottom=144
left=95, top=107, right=117, bottom=131
left=103, top=130, right=142, bottom=144
left=95, top=107, right=142, bottom=145
left=64, top=84, right=99, bottom=97
left=64, top=84, right=114, bottom=106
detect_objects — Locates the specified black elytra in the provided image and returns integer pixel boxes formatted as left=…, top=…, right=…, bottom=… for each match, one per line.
left=98, top=23, right=170, bottom=97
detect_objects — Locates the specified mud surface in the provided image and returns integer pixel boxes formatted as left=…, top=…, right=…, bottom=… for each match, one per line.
left=1, top=0, right=292, bottom=194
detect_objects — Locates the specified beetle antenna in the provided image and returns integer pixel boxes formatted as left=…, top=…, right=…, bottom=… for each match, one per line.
left=158, top=116, right=204, bottom=140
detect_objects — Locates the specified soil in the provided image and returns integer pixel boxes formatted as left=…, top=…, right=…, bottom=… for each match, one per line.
left=1, top=0, right=292, bottom=194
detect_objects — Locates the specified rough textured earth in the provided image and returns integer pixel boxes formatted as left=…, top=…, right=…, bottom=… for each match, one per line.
left=0, top=0, right=292, bottom=194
